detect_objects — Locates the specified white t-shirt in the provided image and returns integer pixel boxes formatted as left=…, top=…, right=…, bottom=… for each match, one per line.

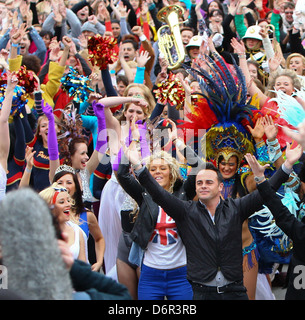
left=143, top=207, right=187, bottom=270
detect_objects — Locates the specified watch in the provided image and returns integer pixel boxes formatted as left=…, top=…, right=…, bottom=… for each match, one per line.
left=254, top=175, right=265, bottom=183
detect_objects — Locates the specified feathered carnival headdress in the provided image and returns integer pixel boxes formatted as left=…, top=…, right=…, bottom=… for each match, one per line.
left=181, top=54, right=258, bottom=168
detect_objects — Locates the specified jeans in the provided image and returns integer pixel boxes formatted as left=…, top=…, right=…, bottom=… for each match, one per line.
left=138, top=264, right=193, bottom=300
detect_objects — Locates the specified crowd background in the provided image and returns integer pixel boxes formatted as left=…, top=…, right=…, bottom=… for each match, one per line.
left=0, top=0, right=304, bottom=300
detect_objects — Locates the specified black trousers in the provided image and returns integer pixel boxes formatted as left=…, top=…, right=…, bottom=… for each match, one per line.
left=191, top=282, right=249, bottom=300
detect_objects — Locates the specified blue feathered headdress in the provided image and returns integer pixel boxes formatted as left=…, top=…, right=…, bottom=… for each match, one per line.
left=182, top=54, right=258, bottom=166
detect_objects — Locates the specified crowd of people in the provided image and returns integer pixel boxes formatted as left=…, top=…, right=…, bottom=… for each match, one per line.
left=0, top=0, right=305, bottom=301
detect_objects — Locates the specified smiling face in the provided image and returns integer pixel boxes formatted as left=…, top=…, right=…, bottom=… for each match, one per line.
left=149, top=158, right=172, bottom=191
left=71, top=142, right=89, bottom=170
left=38, top=117, right=49, bottom=146
left=196, top=169, right=223, bottom=203
left=53, top=191, right=71, bottom=224
left=274, top=75, right=294, bottom=95
left=188, top=46, right=200, bottom=59
left=218, top=156, right=238, bottom=180
left=19, top=34, right=31, bottom=55
left=56, top=173, right=76, bottom=196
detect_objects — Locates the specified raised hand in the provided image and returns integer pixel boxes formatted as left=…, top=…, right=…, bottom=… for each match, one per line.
left=284, top=142, right=303, bottom=169
left=262, top=115, right=278, bottom=141
left=245, top=153, right=270, bottom=178
left=41, top=101, right=54, bottom=121
left=247, top=117, right=265, bottom=143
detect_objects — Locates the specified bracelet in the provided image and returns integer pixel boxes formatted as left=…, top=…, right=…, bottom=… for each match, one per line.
left=131, top=138, right=140, bottom=143
left=266, top=138, right=279, bottom=146
left=238, top=54, right=246, bottom=59
left=11, top=43, right=19, bottom=47
left=176, top=139, right=183, bottom=149
left=285, top=172, right=300, bottom=192
left=131, top=161, right=142, bottom=170
left=25, top=167, right=32, bottom=173
left=254, top=175, right=265, bottom=183
left=255, top=140, right=265, bottom=149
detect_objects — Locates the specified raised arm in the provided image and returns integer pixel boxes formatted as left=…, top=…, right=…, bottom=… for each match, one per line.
left=247, top=151, right=305, bottom=244
left=0, top=74, right=18, bottom=172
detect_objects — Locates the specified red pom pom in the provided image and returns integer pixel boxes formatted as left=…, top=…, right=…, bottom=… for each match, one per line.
left=88, top=35, right=118, bottom=70
left=0, top=67, right=38, bottom=94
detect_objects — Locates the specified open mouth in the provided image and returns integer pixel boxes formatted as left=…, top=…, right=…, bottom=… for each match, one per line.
left=63, top=209, right=70, bottom=216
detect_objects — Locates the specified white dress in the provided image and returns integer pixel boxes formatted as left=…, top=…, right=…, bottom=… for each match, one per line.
left=66, top=221, right=81, bottom=260
left=0, top=163, right=7, bottom=202
left=98, top=172, right=128, bottom=280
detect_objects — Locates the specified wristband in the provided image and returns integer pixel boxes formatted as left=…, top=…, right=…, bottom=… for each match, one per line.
left=25, top=167, right=32, bottom=173
left=254, top=175, right=265, bottom=183
left=238, top=54, right=246, bottom=59
left=266, top=138, right=279, bottom=146
left=11, top=43, right=19, bottom=47
left=139, top=34, right=147, bottom=41
left=132, top=161, right=142, bottom=170
left=131, top=138, right=140, bottom=143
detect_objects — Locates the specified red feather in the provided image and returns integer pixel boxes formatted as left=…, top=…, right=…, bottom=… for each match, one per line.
left=177, top=96, right=218, bottom=130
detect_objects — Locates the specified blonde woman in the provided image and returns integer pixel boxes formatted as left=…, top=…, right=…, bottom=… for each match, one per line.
left=39, top=183, right=86, bottom=262
left=286, top=53, right=305, bottom=86
left=116, top=118, right=202, bottom=300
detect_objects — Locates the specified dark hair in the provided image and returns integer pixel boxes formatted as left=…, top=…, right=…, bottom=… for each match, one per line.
left=39, top=30, right=54, bottom=39
left=121, top=39, right=138, bottom=51
left=180, top=26, right=195, bottom=34
left=217, top=155, right=247, bottom=197
left=116, top=74, right=129, bottom=86
left=197, top=162, right=224, bottom=183
left=208, top=8, right=224, bottom=19
left=207, top=0, right=224, bottom=14
left=22, top=54, right=41, bottom=74
left=53, top=170, right=85, bottom=217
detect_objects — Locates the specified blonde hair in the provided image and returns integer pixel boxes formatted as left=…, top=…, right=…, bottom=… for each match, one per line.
left=286, top=53, right=305, bottom=76
left=122, top=83, right=155, bottom=114
left=131, top=151, right=182, bottom=221
left=143, top=151, right=182, bottom=193
left=265, top=69, right=301, bottom=98
left=39, top=183, right=80, bottom=225
left=39, top=182, right=68, bottom=205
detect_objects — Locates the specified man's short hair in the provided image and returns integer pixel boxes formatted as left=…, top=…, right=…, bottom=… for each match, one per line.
left=284, top=2, right=295, bottom=10
left=197, top=162, right=224, bottom=183
left=121, top=39, right=138, bottom=51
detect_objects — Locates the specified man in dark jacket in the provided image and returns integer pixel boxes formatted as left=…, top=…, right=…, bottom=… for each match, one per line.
left=246, top=151, right=305, bottom=300
left=125, top=140, right=302, bottom=300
